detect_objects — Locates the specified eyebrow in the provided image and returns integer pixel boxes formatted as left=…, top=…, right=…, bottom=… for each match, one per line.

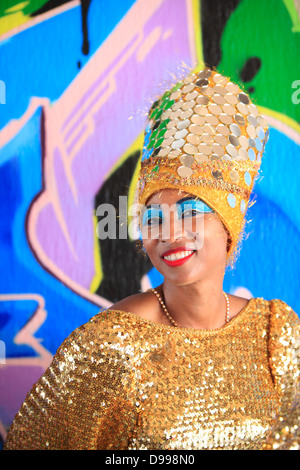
left=145, top=196, right=201, bottom=209
left=144, top=205, right=163, bottom=211
left=177, top=196, right=200, bottom=205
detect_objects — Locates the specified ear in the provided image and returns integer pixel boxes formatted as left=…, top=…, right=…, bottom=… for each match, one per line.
left=226, top=234, right=232, bottom=253
left=135, top=239, right=148, bottom=257
left=223, top=225, right=232, bottom=253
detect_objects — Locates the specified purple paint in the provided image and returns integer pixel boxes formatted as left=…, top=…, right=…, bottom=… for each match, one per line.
left=0, top=366, right=45, bottom=427
left=34, top=0, right=196, bottom=288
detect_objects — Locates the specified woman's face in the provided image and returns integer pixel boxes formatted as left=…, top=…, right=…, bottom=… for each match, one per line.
left=140, top=189, right=229, bottom=285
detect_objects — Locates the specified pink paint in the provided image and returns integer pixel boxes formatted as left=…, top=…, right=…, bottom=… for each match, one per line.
left=25, top=0, right=198, bottom=301
left=0, top=294, right=52, bottom=368
left=0, top=365, right=46, bottom=433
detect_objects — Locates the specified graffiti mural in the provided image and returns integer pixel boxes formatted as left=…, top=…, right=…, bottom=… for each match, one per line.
left=0, top=0, right=299, bottom=446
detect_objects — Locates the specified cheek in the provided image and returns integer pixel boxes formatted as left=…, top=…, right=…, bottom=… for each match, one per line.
left=142, top=239, right=159, bottom=261
left=210, top=232, right=228, bottom=257
left=202, top=217, right=228, bottom=250
left=214, top=225, right=228, bottom=242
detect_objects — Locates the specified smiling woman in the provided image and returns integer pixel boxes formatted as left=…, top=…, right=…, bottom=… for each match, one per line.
left=139, top=189, right=231, bottom=326
left=4, top=68, right=300, bottom=450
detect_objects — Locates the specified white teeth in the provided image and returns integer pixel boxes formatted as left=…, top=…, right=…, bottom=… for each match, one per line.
left=163, top=250, right=194, bottom=261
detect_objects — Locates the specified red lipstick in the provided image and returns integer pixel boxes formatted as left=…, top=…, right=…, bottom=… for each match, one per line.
left=161, top=247, right=195, bottom=267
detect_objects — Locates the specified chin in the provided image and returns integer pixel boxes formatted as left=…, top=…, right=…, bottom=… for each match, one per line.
left=167, top=277, right=199, bottom=287
left=157, top=260, right=205, bottom=285
left=152, top=251, right=226, bottom=285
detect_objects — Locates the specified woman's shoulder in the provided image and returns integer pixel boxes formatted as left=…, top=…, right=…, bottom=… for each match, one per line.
left=266, top=298, right=300, bottom=344
left=266, top=298, right=299, bottom=326
left=104, top=288, right=169, bottom=325
left=96, top=295, right=299, bottom=327
left=72, top=295, right=299, bottom=341
left=266, top=299, right=299, bottom=406
left=109, top=290, right=153, bottom=316
left=239, top=296, right=299, bottom=321
left=225, top=296, right=299, bottom=334
left=55, top=292, right=159, bottom=358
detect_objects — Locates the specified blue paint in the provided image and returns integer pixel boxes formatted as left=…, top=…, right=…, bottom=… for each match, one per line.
left=0, top=110, right=99, bottom=358
left=0, top=0, right=135, bottom=130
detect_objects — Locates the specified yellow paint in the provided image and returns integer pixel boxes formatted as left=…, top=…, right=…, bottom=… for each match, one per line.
left=0, top=11, right=29, bottom=36
left=125, top=0, right=206, bottom=240
left=100, top=0, right=206, bottom=247
left=127, top=134, right=144, bottom=241
left=5, top=2, right=29, bottom=13
left=89, top=213, right=103, bottom=293
left=104, top=131, right=144, bottom=180
left=191, top=0, right=205, bottom=68
left=113, top=132, right=144, bottom=241
left=90, top=132, right=144, bottom=290
left=258, top=105, right=300, bottom=136
left=282, top=0, right=300, bottom=32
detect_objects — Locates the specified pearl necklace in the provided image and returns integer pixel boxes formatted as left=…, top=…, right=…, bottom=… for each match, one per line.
left=148, top=288, right=230, bottom=328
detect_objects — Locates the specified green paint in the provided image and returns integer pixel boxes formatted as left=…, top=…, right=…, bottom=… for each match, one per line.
left=218, top=0, right=300, bottom=122
left=0, top=1, right=48, bottom=17
left=282, top=0, right=300, bottom=32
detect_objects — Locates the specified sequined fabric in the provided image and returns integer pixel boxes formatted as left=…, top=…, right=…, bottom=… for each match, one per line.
left=4, top=298, right=299, bottom=450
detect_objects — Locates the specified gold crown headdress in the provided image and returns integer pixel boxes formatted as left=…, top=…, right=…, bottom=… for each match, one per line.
left=137, top=68, right=269, bottom=267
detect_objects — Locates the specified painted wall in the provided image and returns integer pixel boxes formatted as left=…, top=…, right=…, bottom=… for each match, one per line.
left=0, top=0, right=299, bottom=444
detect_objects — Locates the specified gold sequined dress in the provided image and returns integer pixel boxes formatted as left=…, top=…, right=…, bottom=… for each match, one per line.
left=4, top=297, right=300, bottom=450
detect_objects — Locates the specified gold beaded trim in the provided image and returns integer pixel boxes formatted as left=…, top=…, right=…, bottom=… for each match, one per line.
left=139, top=173, right=251, bottom=198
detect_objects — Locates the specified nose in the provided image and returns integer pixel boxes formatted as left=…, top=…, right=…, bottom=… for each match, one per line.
left=160, top=211, right=184, bottom=243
